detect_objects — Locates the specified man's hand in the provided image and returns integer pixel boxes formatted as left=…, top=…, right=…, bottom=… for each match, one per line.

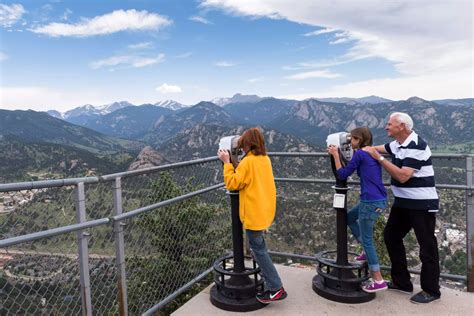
left=217, top=149, right=231, bottom=164
left=363, top=146, right=414, bottom=183
left=362, top=146, right=381, bottom=160
left=327, top=145, right=340, bottom=157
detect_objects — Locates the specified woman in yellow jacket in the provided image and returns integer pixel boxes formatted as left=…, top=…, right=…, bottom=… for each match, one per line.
left=217, top=128, right=287, bottom=304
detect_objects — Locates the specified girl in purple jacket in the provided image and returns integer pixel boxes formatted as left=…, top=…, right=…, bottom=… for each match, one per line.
left=328, top=127, right=388, bottom=293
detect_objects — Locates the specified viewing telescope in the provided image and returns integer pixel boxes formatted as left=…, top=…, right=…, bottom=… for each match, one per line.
left=218, top=135, right=242, bottom=168
left=326, top=132, right=353, bottom=165
left=326, top=132, right=353, bottom=187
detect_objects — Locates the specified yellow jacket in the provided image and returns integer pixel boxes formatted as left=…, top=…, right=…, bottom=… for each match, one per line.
left=223, top=152, right=277, bottom=230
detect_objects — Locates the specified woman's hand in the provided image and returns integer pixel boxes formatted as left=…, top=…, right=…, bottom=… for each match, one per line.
left=217, top=149, right=231, bottom=164
left=327, top=145, right=340, bottom=157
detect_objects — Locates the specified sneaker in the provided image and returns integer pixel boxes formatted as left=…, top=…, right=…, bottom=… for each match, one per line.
left=256, top=287, right=287, bottom=303
left=410, top=291, right=440, bottom=304
left=355, top=252, right=366, bottom=261
left=387, top=281, right=413, bottom=294
left=362, top=279, right=388, bottom=293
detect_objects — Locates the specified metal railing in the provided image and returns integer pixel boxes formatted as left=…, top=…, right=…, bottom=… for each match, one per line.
left=0, top=153, right=472, bottom=315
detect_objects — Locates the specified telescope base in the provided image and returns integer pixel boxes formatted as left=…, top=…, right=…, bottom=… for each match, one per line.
left=210, top=285, right=267, bottom=312
left=312, top=275, right=375, bottom=304
left=312, top=250, right=375, bottom=304
left=210, top=254, right=267, bottom=312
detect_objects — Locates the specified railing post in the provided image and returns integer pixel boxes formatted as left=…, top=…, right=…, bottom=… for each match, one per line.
left=75, top=182, right=93, bottom=316
left=466, top=157, right=474, bottom=292
left=113, top=177, right=129, bottom=315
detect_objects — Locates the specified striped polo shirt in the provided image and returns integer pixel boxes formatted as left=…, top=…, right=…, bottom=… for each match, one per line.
left=384, top=131, right=439, bottom=212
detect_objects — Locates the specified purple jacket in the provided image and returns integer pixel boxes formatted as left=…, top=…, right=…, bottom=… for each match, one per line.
left=336, top=150, right=387, bottom=201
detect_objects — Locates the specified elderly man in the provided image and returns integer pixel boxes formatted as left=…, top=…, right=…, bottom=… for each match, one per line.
left=363, top=112, right=441, bottom=304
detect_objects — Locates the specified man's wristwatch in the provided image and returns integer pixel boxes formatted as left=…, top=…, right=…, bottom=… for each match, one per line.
left=378, top=156, right=385, bottom=162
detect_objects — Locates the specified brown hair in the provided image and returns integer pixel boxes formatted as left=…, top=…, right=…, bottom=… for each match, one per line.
left=238, top=128, right=267, bottom=155
left=350, top=126, right=373, bottom=148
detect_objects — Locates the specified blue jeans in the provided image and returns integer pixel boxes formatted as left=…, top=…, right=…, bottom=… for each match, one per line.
left=246, top=230, right=282, bottom=291
left=347, top=200, right=387, bottom=272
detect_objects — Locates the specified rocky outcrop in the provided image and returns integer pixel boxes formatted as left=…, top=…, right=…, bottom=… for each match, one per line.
left=128, top=146, right=169, bottom=170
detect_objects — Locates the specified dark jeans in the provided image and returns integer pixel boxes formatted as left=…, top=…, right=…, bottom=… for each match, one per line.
left=246, top=230, right=282, bottom=291
left=384, top=206, right=441, bottom=296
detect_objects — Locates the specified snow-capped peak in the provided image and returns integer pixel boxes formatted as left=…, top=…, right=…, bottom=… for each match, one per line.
left=154, top=100, right=186, bottom=111
left=211, top=93, right=262, bottom=106
left=96, top=101, right=135, bottom=114
left=62, top=104, right=102, bottom=119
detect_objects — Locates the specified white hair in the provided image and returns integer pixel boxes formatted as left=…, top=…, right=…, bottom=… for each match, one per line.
left=390, top=112, right=414, bottom=130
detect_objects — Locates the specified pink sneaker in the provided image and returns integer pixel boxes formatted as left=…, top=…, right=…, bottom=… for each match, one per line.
left=356, top=252, right=366, bottom=261
left=362, top=279, right=388, bottom=293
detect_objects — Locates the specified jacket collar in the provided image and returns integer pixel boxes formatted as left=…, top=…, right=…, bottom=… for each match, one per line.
left=397, top=131, right=418, bottom=148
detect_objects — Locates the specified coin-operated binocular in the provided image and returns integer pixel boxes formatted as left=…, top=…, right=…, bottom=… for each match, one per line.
left=312, top=131, right=374, bottom=303
left=326, top=132, right=353, bottom=187
left=211, top=135, right=265, bottom=312
left=218, top=135, right=242, bottom=169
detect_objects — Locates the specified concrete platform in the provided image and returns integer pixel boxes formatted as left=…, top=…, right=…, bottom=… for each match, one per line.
left=173, top=264, right=474, bottom=316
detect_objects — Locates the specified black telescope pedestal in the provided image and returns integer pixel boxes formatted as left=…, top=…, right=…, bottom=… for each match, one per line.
left=210, top=191, right=266, bottom=312
left=312, top=162, right=375, bottom=303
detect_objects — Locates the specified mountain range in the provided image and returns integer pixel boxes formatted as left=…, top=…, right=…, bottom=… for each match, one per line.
left=42, top=95, right=473, bottom=148
left=47, top=100, right=185, bottom=121
left=1, top=94, right=472, bottom=181
left=0, top=109, right=141, bottom=154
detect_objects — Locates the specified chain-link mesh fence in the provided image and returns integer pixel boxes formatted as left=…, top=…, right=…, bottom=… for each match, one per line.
left=0, top=186, right=76, bottom=239
left=0, top=230, right=82, bottom=315
left=87, top=225, right=119, bottom=315
left=120, top=161, right=222, bottom=213
left=0, top=154, right=471, bottom=315
left=123, top=188, right=230, bottom=314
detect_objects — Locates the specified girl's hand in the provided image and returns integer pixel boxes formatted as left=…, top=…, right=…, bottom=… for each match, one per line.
left=327, top=145, right=340, bottom=157
left=217, top=149, right=231, bottom=164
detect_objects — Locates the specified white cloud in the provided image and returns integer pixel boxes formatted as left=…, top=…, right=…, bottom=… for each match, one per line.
left=285, top=70, right=342, bottom=80
left=329, top=31, right=353, bottom=45
left=156, top=83, right=182, bottom=94
left=30, top=9, right=172, bottom=37
left=284, top=51, right=376, bottom=71
left=201, top=0, right=473, bottom=97
left=248, top=77, right=264, bottom=83
left=329, top=38, right=350, bottom=45
left=189, top=15, right=213, bottom=24
left=0, top=52, right=8, bottom=61
left=0, top=3, right=25, bottom=27
left=61, top=8, right=73, bottom=21
left=0, top=85, right=189, bottom=112
left=278, top=68, right=473, bottom=101
left=90, top=54, right=165, bottom=69
left=128, top=42, right=153, bottom=50
left=0, top=86, right=61, bottom=110
left=214, top=61, right=236, bottom=67
left=303, top=27, right=336, bottom=37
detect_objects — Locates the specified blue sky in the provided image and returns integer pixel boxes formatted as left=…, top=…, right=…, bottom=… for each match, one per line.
left=0, top=0, right=472, bottom=111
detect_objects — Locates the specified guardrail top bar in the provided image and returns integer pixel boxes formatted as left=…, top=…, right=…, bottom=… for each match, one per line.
left=0, top=176, right=100, bottom=192
left=0, top=218, right=110, bottom=248
left=268, top=152, right=474, bottom=159
left=0, top=156, right=219, bottom=192
left=100, top=156, right=219, bottom=181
